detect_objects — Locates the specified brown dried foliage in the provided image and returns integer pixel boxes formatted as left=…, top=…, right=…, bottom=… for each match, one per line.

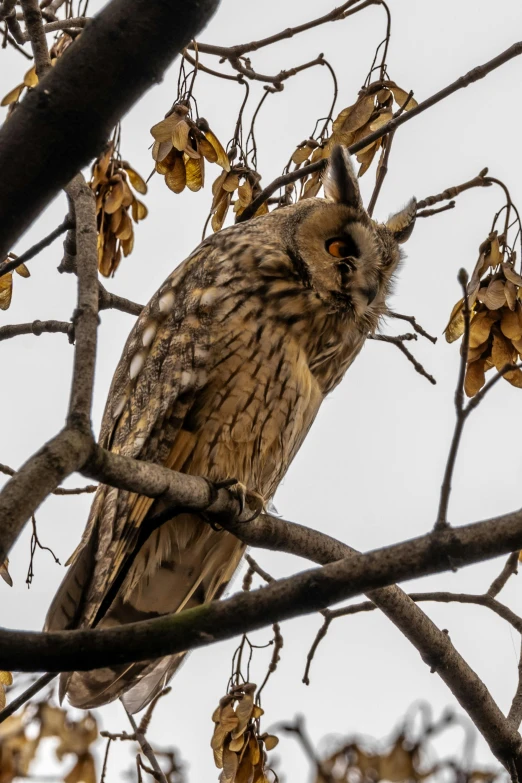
left=0, top=255, right=30, bottom=311
left=294, top=79, right=417, bottom=198
left=445, top=231, right=522, bottom=395
left=0, top=698, right=97, bottom=783
left=89, top=141, right=148, bottom=277
left=211, top=683, right=278, bottom=783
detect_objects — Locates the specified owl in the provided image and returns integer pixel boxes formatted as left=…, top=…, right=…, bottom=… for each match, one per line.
left=45, top=147, right=416, bottom=713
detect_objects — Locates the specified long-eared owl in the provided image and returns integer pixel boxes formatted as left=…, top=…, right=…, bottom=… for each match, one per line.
left=45, top=147, right=416, bottom=712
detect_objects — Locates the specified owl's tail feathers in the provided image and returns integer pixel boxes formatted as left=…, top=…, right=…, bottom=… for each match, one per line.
left=59, top=655, right=184, bottom=713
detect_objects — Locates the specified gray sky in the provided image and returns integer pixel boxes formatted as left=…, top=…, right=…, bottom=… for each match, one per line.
left=2, top=0, right=522, bottom=780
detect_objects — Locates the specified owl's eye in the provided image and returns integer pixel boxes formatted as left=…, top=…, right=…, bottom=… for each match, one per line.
left=325, top=236, right=359, bottom=259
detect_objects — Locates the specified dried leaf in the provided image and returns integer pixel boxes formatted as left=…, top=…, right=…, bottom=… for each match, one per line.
left=469, top=310, right=497, bottom=348
left=199, top=136, right=218, bottom=163
left=212, top=193, right=231, bottom=232
left=1, top=83, right=24, bottom=106
left=64, top=753, right=96, bottom=783
left=110, top=207, right=124, bottom=234
left=0, top=272, right=13, bottom=310
left=505, top=366, right=522, bottom=388
left=357, top=139, right=381, bottom=177
left=263, top=734, right=278, bottom=751
left=205, top=129, right=230, bottom=171
left=0, top=558, right=12, bottom=586
left=502, top=261, right=522, bottom=287
left=492, top=329, right=515, bottom=372
left=237, top=179, right=253, bottom=207
left=150, top=106, right=189, bottom=143
left=23, top=65, right=38, bottom=88
left=332, top=105, right=354, bottom=133
left=486, top=234, right=502, bottom=266
left=369, top=111, right=393, bottom=131
left=340, top=94, right=375, bottom=133
left=292, top=144, right=313, bottom=165
left=120, top=234, right=134, bottom=258
left=301, top=172, right=322, bottom=199
left=103, top=179, right=124, bottom=214
left=172, top=119, right=190, bottom=152
left=465, top=358, right=486, bottom=396
left=131, top=199, right=148, bottom=222
left=222, top=747, right=239, bottom=783
left=124, top=166, right=147, bottom=195
left=223, top=172, right=240, bottom=193
left=165, top=156, right=186, bottom=193
left=390, top=86, right=418, bottom=110
left=505, top=280, right=517, bottom=310
left=185, top=155, right=204, bottom=191
left=479, top=279, right=506, bottom=309
left=14, top=263, right=30, bottom=278
left=115, top=212, right=133, bottom=241
left=152, top=139, right=174, bottom=163
left=39, top=704, right=66, bottom=739
left=500, top=306, right=522, bottom=340
left=231, top=691, right=254, bottom=740
left=444, top=298, right=465, bottom=343
left=121, top=179, right=134, bottom=208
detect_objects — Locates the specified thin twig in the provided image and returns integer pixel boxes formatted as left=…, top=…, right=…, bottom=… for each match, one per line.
left=0, top=319, right=73, bottom=342
left=0, top=672, right=56, bottom=723
left=98, top=283, right=143, bottom=316
left=417, top=202, right=456, bottom=218
left=388, top=312, right=437, bottom=343
left=371, top=333, right=436, bottom=384
left=0, top=463, right=96, bottom=494
left=124, top=706, right=168, bottom=783
left=22, top=16, right=89, bottom=39
left=0, top=218, right=74, bottom=279
left=488, top=553, right=519, bottom=599
left=189, top=0, right=377, bottom=58
left=367, top=129, right=395, bottom=217
left=509, top=641, right=522, bottom=729
left=435, top=269, right=470, bottom=528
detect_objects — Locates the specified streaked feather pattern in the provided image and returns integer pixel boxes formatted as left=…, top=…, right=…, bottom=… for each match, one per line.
left=45, top=148, right=415, bottom=711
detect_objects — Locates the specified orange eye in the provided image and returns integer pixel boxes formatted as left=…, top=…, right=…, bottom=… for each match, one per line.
left=325, top=236, right=359, bottom=259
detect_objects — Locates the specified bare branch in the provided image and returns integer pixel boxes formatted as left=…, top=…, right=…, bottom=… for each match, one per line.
left=370, top=332, right=436, bottom=384
left=435, top=269, right=470, bottom=528
left=0, top=319, right=73, bottom=342
left=0, top=462, right=96, bottom=495
left=488, top=553, right=519, bottom=598
left=98, top=282, right=144, bottom=316
left=388, top=312, right=437, bottom=343
left=124, top=707, right=168, bottom=783
left=0, top=218, right=73, bottom=279
left=19, top=0, right=50, bottom=76
left=22, top=16, right=89, bottom=40
left=509, top=641, right=522, bottom=729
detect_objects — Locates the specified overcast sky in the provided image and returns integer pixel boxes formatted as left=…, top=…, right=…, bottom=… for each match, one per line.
left=2, top=0, right=522, bottom=780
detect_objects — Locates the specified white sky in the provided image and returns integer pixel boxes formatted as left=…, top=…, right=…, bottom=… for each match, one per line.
left=2, top=0, right=522, bottom=780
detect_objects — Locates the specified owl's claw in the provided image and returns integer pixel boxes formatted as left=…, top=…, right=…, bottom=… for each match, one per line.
left=212, top=478, right=265, bottom=522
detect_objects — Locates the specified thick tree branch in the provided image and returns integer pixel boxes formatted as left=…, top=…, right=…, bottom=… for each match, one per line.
left=0, top=0, right=220, bottom=261
left=19, top=0, right=50, bottom=76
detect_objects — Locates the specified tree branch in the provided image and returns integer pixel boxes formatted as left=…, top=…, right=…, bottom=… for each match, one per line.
left=0, top=0, right=220, bottom=261
left=0, top=218, right=73, bottom=279
left=19, top=0, right=50, bottom=76
left=0, top=319, right=73, bottom=342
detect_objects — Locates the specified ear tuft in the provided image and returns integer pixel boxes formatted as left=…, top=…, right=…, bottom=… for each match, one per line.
left=323, top=146, right=363, bottom=210
left=386, top=197, right=417, bottom=244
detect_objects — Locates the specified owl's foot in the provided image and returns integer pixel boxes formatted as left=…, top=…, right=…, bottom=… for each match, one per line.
left=213, top=479, right=265, bottom=521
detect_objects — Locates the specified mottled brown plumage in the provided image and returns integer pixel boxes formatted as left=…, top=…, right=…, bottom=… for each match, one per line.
left=45, top=148, right=416, bottom=712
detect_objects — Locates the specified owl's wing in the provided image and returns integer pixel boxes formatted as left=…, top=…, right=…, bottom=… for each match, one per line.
left=45, top=245, right=216, bottom=633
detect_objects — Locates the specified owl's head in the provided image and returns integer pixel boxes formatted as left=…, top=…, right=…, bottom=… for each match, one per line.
left=273, top=145, right=416, bottom=326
